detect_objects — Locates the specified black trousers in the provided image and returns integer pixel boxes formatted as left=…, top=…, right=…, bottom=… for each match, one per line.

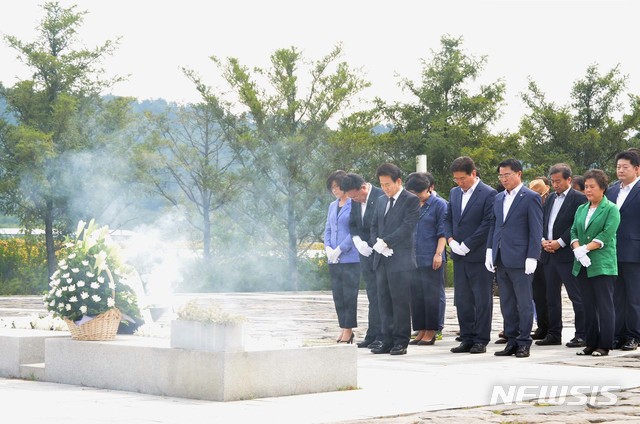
left=376, top=260, right=413, bottom=347
left=361, top=260, right=382, bottom=342
left=496, top=265, right=534, bottom=347
left=453, top=260, right=494, bottom=345
left=543, top=258, right=585, bottom=339
left=614, top=262, right=640, bottom=341
left=531, top=262, right=549, bottom=333
left=411, top=265, right=445, bottom=331
left=577, top=267, right=615, bottom=350
left=329, top=263, right=360, bottom=329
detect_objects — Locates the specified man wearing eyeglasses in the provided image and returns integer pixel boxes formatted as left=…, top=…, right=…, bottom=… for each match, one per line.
left=445, top=156, right=497, bottom=354
left=486, top=158, right=543, bottom=358
left=606, top=150, right=640, bottom=351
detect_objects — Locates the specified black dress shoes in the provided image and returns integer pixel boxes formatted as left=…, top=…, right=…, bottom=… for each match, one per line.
left=494, top=343, right=518, bottom=356
left=515, top=345, right=531, bottom=358
left=450, top=342, right=473, bottom=353
left=495, top=337, right=507, bottom=344
left=371, top=343, right=392, bottom=354
left=368, top=340, right=384, bottom=350
left=469, top=343, right=486, bottom=354
left=612, top=338, right=623, bottom=350
left=565, top=337, right=586, bottom=348
left=531, top=327, right=547, bottom=340
left=622, top=338, right=638, bottom=351
left=535, top=335, right=562, bottom=346
left=389, top=344, right=407, bottom=355
left=357, top=339, right=374, bottom=348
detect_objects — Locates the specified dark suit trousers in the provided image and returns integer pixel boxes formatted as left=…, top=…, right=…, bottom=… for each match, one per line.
left=577, top=267, right=615, bottom=349
left=376, top=259, right=412, bottom=347
left=329, top=263, right=360, bottom=328
left=361, top=258, right=382, bottom=341
left=543, top=258, right=585, bottom=339
left=496, top=266, right=534, bottom=346
left=453, top=260, right=493, bottom=345
left=614, top=262, right=640, bottom=340
left=410, top=266, right=444, bottom=331
left=531, top=262, right=549, bottom=333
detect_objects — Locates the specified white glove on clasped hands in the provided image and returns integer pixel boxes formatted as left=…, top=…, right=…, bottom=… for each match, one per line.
left=485, top=249, right=495, bottom=273
left=449, top=240, right=464, bottom=256
left=524, top=258, right=537, bottom=275
left=372, top=238, right=388, bottom=254
left=573, top=245, right=589, bottom=260
left=352, top=235, right=373, bottom=257
left=459, top=242, right=470, bottom=255
left=578, top=255, right=592, bottom=268
left=329, top=247, right=341, bottom=263
left=380, top=247, right=394, bottom=257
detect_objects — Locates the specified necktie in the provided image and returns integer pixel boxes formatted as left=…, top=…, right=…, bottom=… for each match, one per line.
left=385, top=197, right=394, bottom=216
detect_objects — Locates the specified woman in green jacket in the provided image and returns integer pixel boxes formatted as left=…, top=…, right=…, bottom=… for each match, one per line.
left=570, top=169, right=620, bottom=357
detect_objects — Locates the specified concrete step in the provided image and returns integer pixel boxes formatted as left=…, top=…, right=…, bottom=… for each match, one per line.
left=19, top=362, right=45, bottom=381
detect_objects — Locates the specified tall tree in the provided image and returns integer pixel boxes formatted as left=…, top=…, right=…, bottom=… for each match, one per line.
left=0, top=2, right=123, bottom=276
left=520, top=64, right=640, bottom=179
left=376, top=35, right=506, bottom=191
left=198, top=45, right=369, bottom=290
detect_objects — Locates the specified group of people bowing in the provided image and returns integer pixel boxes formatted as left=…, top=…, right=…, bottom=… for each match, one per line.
left=324, top=150, right=640, bottom=357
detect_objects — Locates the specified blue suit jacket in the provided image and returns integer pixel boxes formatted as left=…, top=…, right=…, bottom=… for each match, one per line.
left=488, top=185, right=543, bottom=268
left=606, top=180, right=640, bottom=263
left=444, top=180, right=497, bottom=263
left=370, top=188, right=420, bottom=272
left=415, top=194, right=448, bottom=267
left=324, top=198, right=359, bottom=264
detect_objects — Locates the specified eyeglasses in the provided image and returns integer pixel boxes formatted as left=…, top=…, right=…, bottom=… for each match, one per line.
left=452, top=176, right=469, bottom=182
left=497, top=172, right=514, bottom=180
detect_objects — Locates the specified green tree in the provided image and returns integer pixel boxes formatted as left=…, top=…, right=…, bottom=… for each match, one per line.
left=520, top=64, right=640, bottom=179
left=376, top=35, right=507, bottom=192
left=0, top=2, right=124, bottom=276
left=197, top=45, right=369, bottom=290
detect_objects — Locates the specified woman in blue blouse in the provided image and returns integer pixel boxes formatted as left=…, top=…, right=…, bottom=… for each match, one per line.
left=324, top=170, right=360, bottom=343
left=405, top=172, right=448, bottom=345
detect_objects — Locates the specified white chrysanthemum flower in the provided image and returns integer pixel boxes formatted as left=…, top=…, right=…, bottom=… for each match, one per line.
left=80, top=305, right=87, bottom=314
left=58, top=259, right=66, bottom=267
left=114, top=268, right=122, bottom=276
left=86, top=272, right=95, bottom=278
left=90, top=282, right=100, bottom=289
left=91, top=295, right=101, bottom=303
left=49, top=288, right=56, bottom=294
left=49, top=279, right=60, bottom=287
left=80, top=291, right=89, bottom=300
left=69, top=296, right=78, bottom=303
left=82, top=260, right=89, bottom=267
left=66, top=278, right=73, bottom=284
left=71, top=268, right=79, bottom=273
left=55, top=289, right=62, bottom=297
left=65, top=242, right=74, bottom=248
left=68, top=253, right=76, bottom=259
left=57, top=302, right=64, bottom=310
left=61, top=286, right=68, bottom=291
left=107, top=297, right=115, bottom=307
left=49, top=299, right=55, bottom=306
left=51, top=269, right=60, bottom=278
left=60, top=265, right=68, bottom=270
left=65, top=304, right=71, bottom=311
left=97, top=276, right=105, bottom=284
left=77, top=281, right=85, bottom=287
left=109, top=281, right=116, bottom=290
left=68, top=284, right=76, bottom=292
left=62, top=273, right=70, bottom=279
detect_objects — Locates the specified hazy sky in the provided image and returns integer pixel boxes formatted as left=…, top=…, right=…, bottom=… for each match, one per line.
left=1, top=0, right=638, bottom=132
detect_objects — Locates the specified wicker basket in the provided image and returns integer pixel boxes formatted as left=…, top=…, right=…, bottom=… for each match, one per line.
left=64, top=308, right=122, bottom=341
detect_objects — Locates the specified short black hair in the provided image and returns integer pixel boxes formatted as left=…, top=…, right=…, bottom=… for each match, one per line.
left=339, top=173, right=365, bottom=192
left=548, top=163, right=572, bottom=180
left=583, top=169, right=609, bottom=192
left=376, top=163, right=402, bottom=182
left=326, top=170, right=347, bottom=192
left=572, top=175, right=585, bottom=191
left=615, top=150, right=640, bottom=167
left=497, top=158, right=523, bottom=173
left=450, top=156, right=476, bottom=175
left=405, top=172, right=434, bottom=193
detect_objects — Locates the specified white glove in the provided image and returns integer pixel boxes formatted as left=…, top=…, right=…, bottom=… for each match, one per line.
left=325, top=246, right=334, bottom=259
left=485, top=249, right=495, bottom=273
left=372, top=238, right=388, bottom=254
left=352, top=236, right=373, bottom=257
left=573, top=245, right=589, bottom=260
left=579, top=255, right=591, bottom=267
left=459, top=242, right=471, bottom=255
left=329, top=247, right=342, bottom=263
left=524, top=258, right=537, bottom=275
left=380, top=247, right=394, bottom=257
left=449, top=240, right=464, bottom=256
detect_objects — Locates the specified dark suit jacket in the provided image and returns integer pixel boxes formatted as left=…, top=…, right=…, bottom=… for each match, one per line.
left=488, top=185, right=543, bottom=268
left=541, top=188, right=587, bottom=264
left=606, top=181, right=640, bottom=263
left=444, top=180, right=497, bottom=263
left=349, top=185, right=384, bottom=246
left=370, top=188, right=420, bottom=272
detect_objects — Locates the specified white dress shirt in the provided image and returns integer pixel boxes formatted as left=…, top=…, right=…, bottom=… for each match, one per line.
left=503, top=183, right=523, bottom=222
left=616, top=176, right=640, bottom=208
left=460, top=177, right=480, bottom=214
left=547, top=187, right=571, bottom=247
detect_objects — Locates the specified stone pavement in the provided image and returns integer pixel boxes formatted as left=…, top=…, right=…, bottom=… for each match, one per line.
left=1, top=289, right=640, bottom=423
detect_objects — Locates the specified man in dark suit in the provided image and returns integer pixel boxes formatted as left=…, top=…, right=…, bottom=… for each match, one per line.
left=536, top=163, right=587, bottom=348
left=445, top=156, right=497, bottom=354
left=369, top=163, right=420, bottom=355
left=341, top=173, right=385, bottom=349
left=486, top=158, right=543, bottom=358
left=606, top=150, right=640, bottom=351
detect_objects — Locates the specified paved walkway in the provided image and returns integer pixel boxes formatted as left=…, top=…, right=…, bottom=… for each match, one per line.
left=1, top=290, right=640, bottom=423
